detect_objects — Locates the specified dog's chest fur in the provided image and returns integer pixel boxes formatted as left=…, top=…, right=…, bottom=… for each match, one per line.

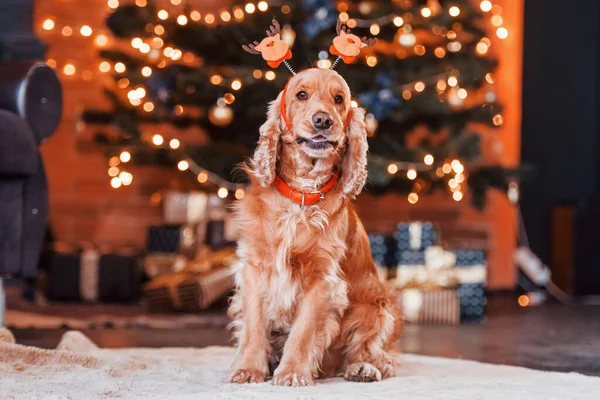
left=236, top=194, right=349, bottom=331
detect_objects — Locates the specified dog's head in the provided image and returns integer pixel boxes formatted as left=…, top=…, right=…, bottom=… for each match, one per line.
left=249, top=68, right=368, bottom=199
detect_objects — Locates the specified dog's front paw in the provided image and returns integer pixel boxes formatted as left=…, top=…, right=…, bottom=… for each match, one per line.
left=344, top=362, right=382, bottom=382
left=228, top=368, right=266, bottom=384
left=271, top=370, right=314, bottom=387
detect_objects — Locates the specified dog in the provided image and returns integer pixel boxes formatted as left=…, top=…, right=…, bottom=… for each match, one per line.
left=228, top=68, right=402, bottom=386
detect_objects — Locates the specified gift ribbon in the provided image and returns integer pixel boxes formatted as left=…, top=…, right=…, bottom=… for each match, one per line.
left=396, top=246, right=487, bottom=290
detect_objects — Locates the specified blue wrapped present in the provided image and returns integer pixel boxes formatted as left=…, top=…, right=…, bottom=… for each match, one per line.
left=368, top=234, right=397, bottom=268
left=395, top=222, right=437, bottom=251
left=452, top=249, right=487, bottom=323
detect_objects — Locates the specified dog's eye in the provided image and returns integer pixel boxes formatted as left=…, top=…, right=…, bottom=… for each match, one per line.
left=296, top=91, right=308, bottom=100
left=334, top=95, right=344, bottom=104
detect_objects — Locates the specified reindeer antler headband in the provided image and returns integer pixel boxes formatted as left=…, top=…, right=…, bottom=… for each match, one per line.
left=242, top=18, right=377, bottom=76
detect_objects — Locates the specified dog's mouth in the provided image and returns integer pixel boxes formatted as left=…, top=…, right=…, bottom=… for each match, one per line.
left=295, top=134, right=338, bottom=150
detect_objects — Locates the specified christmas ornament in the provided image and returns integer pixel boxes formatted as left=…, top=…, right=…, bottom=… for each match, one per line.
left=209, top=105, right=233, bottom=127
left=508, top=181, right=519, bottom=204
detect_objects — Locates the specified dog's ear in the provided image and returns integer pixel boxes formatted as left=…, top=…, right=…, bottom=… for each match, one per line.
left=250, top=91, right=284, bottom=187
left=340, top=107, right=368, bottom=199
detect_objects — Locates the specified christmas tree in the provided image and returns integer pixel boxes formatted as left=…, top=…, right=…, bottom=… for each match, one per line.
left=83, top=0, right=521, bottom=209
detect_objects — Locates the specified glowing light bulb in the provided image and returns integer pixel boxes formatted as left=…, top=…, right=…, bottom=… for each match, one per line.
left=43, top=19, right=55, bottom=31
left=451, top=160, right=464, bottom=174
left=476, top=42, right=489, bottom=54
left=114, top=62, right=126, bottom=73
left=486, top=73, right=495, bottom=84
left=139, top=43, right=150, bottom=53
left=108, top=0, right=119, bottom=9
left=350, top=100, right=358, bottom=107
left=120, top=171, right=133, bottom=186
left=253, top=70, right=262, bottom=79
left=177, top=15, right=188, bottom=25
left=370, top=24, right=380, bottom=35
left=457, top=88, right=468, bottom=99
left=449, top=6, right=460, bottom=17
left=442, top=163, right=452, bottom=174
left=152, top=134, right=164, bottom=146
left=197, top=171, right=209, bottom=183
left=220, top=11, right=231, bottom=22
left=480, top=0, right=492, bottom=12
left=231, top=80, right=242, bottom=90
left=190, top=11, right=201, bottom=21
left=108, top=167, right=119, bottom=177
left=393, top=16, right=404, bottom=27
left=421, top=7, right=432, bottom=18
left=111, top=177, right=122, bottom=188
left=424, top=154, right=434, bottom=165
left=63, top=63, right=76, bottom=76
left=493, top=114, right=504, bottom=126
left=408, top=193, right=419, bottom=204
left=366, top=56, right=378, bottom=67
left=143, top=102, right=154, bottom=112
left=265, top=71, right=276, bottom=81
left=496, top=27, right=508, bottom=39
left=177, top=160, right=189, bottom=171
left=154, top=25, right=165, bottom=35
left=141, top=66, right=152, bottom=77
left=135, top=0, right=147, bottom=6
left=245, top=3, right=256, bottom=14
left=453, top=191, right=463, bottom=201
left=120, top=151, right=131, bottom=162
left=414, top=81, right=426, bottom=92
left=99, top=61, right=111, bottom=72
left=169, top=139, right=180, bottom=149
left=218, top=187, right=229, bottom=198
left=387, top=164, right=398, bottom=175
left=61, top=26, right=73, bottom=36
left=258, top=1, right=268, bottom=11
left=80, top=25, right=92, bottom=36
left=157, top=10, right=169, bottom=20
left=492, top=15, right=503, bottom=27
left=407, top=169, right=417, bottom=180
left=96, top=34, right=108, bottom=46
left=448, top=76, right=458, bottom=87
left=205, top=13, right=216, bottom=24
left=235, top=188, right=245, bottom=200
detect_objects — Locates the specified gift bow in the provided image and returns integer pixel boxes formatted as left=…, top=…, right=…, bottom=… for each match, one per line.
left=401, top=246, right=460, bottom=290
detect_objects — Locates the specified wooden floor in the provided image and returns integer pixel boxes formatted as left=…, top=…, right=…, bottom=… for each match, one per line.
left=10, top=296, right=600, bottom=376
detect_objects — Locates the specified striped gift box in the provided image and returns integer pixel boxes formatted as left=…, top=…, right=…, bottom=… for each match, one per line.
left=177, top=267, right=235, bottom=311
left=400, top=289, right=460, bottom=325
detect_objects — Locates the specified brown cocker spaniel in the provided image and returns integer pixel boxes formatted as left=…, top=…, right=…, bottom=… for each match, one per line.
left=228, top=68, right=402, bottom=386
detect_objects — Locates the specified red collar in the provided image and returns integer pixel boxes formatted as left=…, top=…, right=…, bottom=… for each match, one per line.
left=273, top=170, right=341, bottom=206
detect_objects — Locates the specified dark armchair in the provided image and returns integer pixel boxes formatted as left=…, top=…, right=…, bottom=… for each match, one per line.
left=0, top=62, right=62, bottom=278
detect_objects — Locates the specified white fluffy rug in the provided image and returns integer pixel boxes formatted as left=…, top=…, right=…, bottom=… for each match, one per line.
left=1, top=329, right=598, bottom=400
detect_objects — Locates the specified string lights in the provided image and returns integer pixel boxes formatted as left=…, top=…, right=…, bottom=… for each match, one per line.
left=39, top=0, right=508, bottom=203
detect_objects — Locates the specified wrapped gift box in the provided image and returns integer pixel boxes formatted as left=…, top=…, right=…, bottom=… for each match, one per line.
left=395, top=222, right=437, bottom=252
left=393, top=247, right=487, bottom=324
left=453, top=249, right=487, bottom=323
left=400, top=288, right=460, bottom=325
left=143, top=247, right=237, bottom=312
left=163, top=191, right=208, bottom=225
left=42, top=244, right=142, bottom=303
left=368, top=234, right=397, bottom=267
left=146, top=225, right=196, bottom=254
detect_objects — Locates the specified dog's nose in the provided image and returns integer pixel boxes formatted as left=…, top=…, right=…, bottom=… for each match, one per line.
left=312, top=112, right=334, bottom=130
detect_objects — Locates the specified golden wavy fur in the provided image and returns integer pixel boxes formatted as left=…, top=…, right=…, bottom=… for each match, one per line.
left=228, top=69, right=402, bottom=386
